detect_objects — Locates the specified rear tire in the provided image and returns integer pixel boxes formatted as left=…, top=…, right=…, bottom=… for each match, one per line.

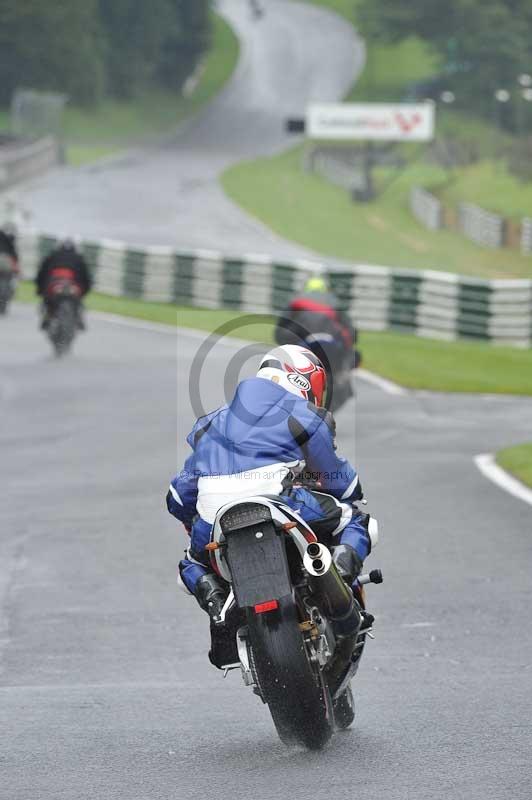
left=247, top=596, right=334, bottom=750
left=50, top=300, right=76, bottom=357
left=0, top=278, right=10, bottom=315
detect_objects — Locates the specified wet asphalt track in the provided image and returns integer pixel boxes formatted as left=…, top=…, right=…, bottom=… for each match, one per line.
left=1, top=304, right=532, bottom=799
left=2, top=0, right=532, bottom=795
left=6, top=0, right=362, bottom=258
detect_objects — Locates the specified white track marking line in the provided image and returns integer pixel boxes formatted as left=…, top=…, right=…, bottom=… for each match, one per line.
left=356, top=368, right=407, bottom=396
left=90, top=310, right=179, bottom=335
left=400, top=622, right=435, bottom=628
left=90, top=311, right=253, bottom=346
left=474, top=453, right=532, bottom=508
left=90, top=311, right=407, bottom=395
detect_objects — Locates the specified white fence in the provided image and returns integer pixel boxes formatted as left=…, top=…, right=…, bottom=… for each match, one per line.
left=18, top=231, right=532, bottom=348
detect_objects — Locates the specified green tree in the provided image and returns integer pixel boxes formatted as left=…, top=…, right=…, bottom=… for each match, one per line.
left=0, top=0, right=213, bottom=108
left=158, top=0, right=212, bottom=91
left=98, top=0, right=175, bottom=98
left=0, top=0, right=105, bottom=106
left=358, top=0, right=532, bottom=118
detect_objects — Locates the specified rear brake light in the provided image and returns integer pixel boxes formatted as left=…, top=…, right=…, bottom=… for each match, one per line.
left=254, top=600, right=279, bottom=614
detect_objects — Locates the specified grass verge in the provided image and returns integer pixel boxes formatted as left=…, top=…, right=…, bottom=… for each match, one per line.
left=66, top=145, right=120, bottom=167
left=15, top=282, right=532, bottom=395
left=222, top=146, right=532, bottom=278
left=496, top=443, right=532, bottom=489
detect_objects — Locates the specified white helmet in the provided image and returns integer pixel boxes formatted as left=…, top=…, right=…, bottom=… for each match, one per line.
left=257, top=344, right=328, bottom=407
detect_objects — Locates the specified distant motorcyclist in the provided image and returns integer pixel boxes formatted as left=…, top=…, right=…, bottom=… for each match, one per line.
left=166, top=344, right=376, bottom=668
left=276, top=275, right=357, bottom=358
left=0, top=224, right=20, bottom=314
left=35, top=240, right=92, bottom=329
left=275, top=276, right=360, bottom=409
left=249, top=0, right=263, bottom=18
left=0, top=224, right=20, bottom=273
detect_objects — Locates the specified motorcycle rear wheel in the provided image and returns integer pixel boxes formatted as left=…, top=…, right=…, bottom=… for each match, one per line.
left=247, top=596, right=334, bottom=750
left=50, top=300, right=76, bottom=357
left=0, top=278, right=11, bottom=315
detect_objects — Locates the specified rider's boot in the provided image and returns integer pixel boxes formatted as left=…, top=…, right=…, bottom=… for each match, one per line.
left=208, top=613, right=240, bottom=670
left=194, top=574, right=228, bottom=623
left=194, top=574, right=239, bottom=669
left=319, top=544, right=362, bottom=638
left=332, top=544, right=374, bottom=625
left=332, top=543, right=374, bottom=668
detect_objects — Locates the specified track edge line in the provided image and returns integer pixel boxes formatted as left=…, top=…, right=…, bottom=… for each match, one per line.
left=474, top=453, right=532, bottom=508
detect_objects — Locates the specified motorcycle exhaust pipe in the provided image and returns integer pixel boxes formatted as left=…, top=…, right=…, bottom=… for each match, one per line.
left=303, top=542, right=361, bottom=637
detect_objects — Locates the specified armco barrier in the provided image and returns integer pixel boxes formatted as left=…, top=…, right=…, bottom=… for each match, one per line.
left=522, top=217, right=532, bottom=255
left=18, top=231, right=532, bottom=347
left=410, top=188, right=532, bottom=253
left=458, top=202, right=506, bottom=249
left=411, top=189, right=507, bottom=248
left=0, top=136, right=58, bottom=189
left=304, top=147, right=366, bottom=192
left=410, top=186, right=443, bottom=231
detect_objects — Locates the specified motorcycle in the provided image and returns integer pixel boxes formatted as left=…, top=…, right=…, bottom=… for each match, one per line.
left=249, top=0, right=264, bottom=19
left=43, top=271, right=82, bottom=357
left=0, top=253, right=17, bottom=315
left=206, top=493, right=381, bottom=749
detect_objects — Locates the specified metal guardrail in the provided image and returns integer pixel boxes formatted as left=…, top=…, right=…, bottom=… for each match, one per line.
left=521, top=217, right=532, bottom=255
left=0, top=136, right=59, bottom=190
left=304, top=147, right=366, bottom=192
left=410, top=186, right=443, bottom=231
left=18, top=232, right=532, bottom=348
left=410, top=187, right=519, bottom=252
left=458, top=202, right=506, bottom=249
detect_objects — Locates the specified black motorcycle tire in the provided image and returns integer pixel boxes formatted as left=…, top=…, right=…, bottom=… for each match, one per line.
left=0, top=276, right=11, bottom=315
left=50, top=299, right=76, bottom=357
left=329, top=373, right=353, bottom=412
left=246, top=596, right=334, bottom=750
left=333, top=684, right=355, bottom=730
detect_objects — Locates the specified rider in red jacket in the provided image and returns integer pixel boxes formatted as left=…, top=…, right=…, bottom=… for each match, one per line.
left=275, top=276, right=358, bottom=365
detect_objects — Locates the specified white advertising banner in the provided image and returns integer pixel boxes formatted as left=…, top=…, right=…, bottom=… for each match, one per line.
left=307, top=103, right=435, bottom=142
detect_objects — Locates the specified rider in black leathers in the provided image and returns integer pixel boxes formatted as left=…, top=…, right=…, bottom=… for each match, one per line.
left=0, top=227, right=19, bottom=264
left=35, top=240, right=92, bottom=329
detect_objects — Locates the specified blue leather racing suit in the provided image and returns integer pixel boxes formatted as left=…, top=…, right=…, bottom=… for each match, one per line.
left=167, top=377, right=372, bottom=593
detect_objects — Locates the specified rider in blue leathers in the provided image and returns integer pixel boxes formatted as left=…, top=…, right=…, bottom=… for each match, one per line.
left=167, top=345, right=375, bottom=661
